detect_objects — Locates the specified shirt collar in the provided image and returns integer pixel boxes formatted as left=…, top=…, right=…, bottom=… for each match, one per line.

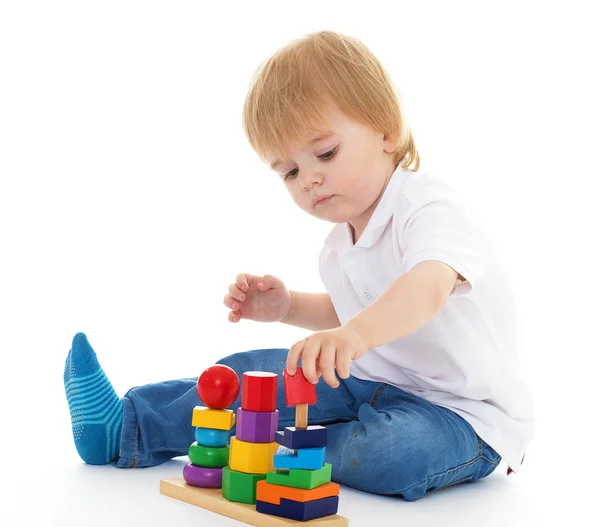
left=324, top=165, right=411, bottom=253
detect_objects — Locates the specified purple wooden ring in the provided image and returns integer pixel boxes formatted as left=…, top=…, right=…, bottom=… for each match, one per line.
left=183, top=462, right=222, bottom=488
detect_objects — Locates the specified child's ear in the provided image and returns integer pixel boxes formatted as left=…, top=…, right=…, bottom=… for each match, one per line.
left=383, top=130, right=401, bottom=154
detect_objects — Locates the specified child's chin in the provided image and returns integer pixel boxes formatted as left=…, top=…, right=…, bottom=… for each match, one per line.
left=318, top=210, right=350, bottom=223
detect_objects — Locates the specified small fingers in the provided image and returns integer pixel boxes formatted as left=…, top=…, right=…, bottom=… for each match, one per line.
left=318, top=341, right=339, bottom=388
left=257, top=274, right=281, bottom=291
left=228, top=283, right=247, bottom=302
left=235, top=273, right=252, bottom=292
left=286, top=339, right=306, bottom=376
left=300, top=339, right=321, bottom=384
left=223, top=294, right=241, bottom=311
left=228, top=310, right=242, bottom=323
left=224, top=279, right=245, bottom=322
left=335, top=348, right=352, bottom=380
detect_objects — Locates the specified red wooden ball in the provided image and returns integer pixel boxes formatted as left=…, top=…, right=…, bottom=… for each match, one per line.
left=197, top=365, right=240, bottom=409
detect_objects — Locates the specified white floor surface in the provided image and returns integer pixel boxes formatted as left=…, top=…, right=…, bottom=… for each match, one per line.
left=3, top=413, right=590, bottom=526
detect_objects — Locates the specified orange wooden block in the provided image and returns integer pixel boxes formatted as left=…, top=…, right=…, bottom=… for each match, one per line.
left=256, top=480, right=340, bottom=505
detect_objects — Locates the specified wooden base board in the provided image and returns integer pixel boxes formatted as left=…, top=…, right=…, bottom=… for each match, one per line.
left=160, top=477, right=349, bottom=526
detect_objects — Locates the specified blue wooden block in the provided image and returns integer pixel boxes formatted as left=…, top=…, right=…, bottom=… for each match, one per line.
left=256, top=496, right=339, bottom=521
left=194, top=427, right=230, bottom=448
left=273, top=446, right=326, bottom=470
left=275, top=426, right=327, bottom=450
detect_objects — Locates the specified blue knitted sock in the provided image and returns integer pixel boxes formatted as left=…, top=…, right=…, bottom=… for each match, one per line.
left=64, top=332, right=122, bottom=464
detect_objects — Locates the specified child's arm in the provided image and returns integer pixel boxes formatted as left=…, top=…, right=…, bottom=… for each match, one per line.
left=345, top=260, right=459, bottom=350
left=225, top=274, right=340, bottom=331
left=281, top=291, right=341, bottom=331
left=286, top=260, right=459, bottom=387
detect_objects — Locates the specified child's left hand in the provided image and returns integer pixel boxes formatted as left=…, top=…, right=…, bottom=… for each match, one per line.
left=286, top=326, right=369, bottom=388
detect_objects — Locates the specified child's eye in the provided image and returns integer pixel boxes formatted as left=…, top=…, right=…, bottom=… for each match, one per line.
left=318, top=147, right=338, bottom=160
left=283, top=147, right=338, bottom=180
left=284, top=168, right=299, bottom=180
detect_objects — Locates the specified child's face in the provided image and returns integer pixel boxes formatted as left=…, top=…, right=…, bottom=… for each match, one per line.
left=269, top=105, right=398, bottom=233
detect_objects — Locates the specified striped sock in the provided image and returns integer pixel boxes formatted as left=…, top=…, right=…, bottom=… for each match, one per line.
left=64, top=332, right=122, bottom=464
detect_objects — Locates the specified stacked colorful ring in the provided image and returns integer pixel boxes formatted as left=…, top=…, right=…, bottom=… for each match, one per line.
left=182, top=365, right=240, bottom=488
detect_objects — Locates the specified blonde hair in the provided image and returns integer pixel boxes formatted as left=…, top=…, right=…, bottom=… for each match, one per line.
left=242, top=30, right=420, bottom=172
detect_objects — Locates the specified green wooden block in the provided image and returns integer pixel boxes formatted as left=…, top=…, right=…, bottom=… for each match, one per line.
left=222, top=466, right=266, bottom=504
left=266, top=462, right=332, bottom=489
left=188, top=442, right=229, bottom=468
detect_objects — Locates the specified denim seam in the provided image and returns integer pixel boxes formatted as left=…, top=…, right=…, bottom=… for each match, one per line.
left=398, top=437, right=498, bottom=494
left=442, top=475, right=474, bottom=489
left=130, top=420, right=139, bottom=468
left=477, top=447, right=501, bottom=465
left=446, top=437, right=482, bottom=475
left=480, top=455, right=500, bottom=465
left=373, top=385, right=386, bottom=408
left=347, top=383, right=388, bottom=439
left=454, top=437, right=501, bottom=468
left=369, top=383, right=387, bottom=408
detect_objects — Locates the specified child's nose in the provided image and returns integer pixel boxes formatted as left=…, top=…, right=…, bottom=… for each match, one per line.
left=299, top=169, right=323, bottom=190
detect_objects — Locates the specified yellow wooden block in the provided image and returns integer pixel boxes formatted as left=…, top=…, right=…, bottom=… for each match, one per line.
left=229, top=437, right=279, bottom=474
left=191, top=406, right=235, bottom=431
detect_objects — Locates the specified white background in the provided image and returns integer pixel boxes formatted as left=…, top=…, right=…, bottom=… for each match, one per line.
left=1, top=1, right=598, bottom=525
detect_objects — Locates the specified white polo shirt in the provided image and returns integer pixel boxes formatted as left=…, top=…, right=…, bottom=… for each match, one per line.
left=319, top=165, right=535, bottom=473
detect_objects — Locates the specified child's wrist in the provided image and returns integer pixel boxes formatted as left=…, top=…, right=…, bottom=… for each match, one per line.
left=341, top=321, right=371, bottom=359
left=279, top=291, right=294, bottom=323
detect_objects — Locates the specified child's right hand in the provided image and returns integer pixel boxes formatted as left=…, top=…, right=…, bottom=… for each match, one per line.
left=224, top=274, right=292, bottom=324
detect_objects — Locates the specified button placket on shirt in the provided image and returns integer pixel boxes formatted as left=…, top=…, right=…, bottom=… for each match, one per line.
left=342, top=250, right=374, bottom=306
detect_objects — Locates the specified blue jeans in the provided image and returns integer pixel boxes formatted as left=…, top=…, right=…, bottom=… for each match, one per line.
left=115, top=348, right=501, bottom=501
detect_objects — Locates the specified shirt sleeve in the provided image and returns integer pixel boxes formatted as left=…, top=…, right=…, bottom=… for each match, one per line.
left=399, top=182, right=485, bottom=297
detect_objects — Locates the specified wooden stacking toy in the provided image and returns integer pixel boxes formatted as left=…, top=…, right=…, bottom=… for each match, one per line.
left=255, top=368, right=340, bottom=522
left=223, top=371, right=280, bottom=503
left=182, top=364, right=240, bottom=488
left=160, top=365, right=348, bottom=526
